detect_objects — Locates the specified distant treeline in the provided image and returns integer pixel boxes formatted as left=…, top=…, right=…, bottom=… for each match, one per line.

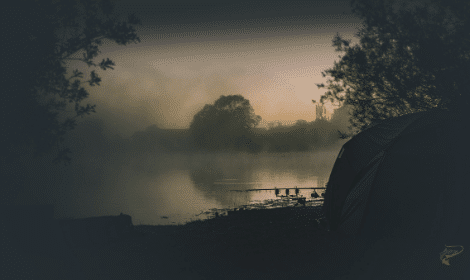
left=130, top=105, right=352, bottom=153
left=248, top=119, right=343, bottom=153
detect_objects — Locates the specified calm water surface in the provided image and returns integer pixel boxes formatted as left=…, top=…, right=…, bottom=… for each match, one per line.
left=131, top=148, right=341, bottom=225
left=17, top=145, right=343, bottom=225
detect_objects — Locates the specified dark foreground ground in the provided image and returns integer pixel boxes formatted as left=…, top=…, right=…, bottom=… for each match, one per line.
left=2, top=205, right=469, bottom=280
left=70, top=206, right=346, bottom=280
left=1, top=205, right=355, bottom=279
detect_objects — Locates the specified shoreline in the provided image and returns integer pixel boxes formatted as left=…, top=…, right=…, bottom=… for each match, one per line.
left=6, top=204, right=467, bottom=279
left=3, top=204, right=354, bottom=279
left=18, top=204, right=461, bottom=279
left=59, top=205, right=344, bottom=279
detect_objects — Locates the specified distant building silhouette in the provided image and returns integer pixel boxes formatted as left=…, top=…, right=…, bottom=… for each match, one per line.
left=316, top=104, right=327, bottom=120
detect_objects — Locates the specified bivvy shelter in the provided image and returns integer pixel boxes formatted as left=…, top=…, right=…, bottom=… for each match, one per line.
left=321, top=109, right=470, bottom=279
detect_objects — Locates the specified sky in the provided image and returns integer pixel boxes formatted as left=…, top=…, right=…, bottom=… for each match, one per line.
left=70, top=0, right=363, bottom=136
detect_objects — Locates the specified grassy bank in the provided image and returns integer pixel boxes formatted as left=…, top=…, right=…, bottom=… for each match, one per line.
left=67, top=206, right=356, bottom=280
left=6, top=204, right=466, bottom=279
left=57, top=202, right=470, bottom=280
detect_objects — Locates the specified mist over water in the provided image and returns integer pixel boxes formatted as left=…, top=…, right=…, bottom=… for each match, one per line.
left=12, top=120, right=345, bottom=225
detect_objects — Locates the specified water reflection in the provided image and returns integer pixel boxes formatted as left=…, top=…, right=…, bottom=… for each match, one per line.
left=190, top=161, right=255, bottom=207
left=15, top=148, right=341, bottom=225
left=188, top=152, right=334, bottom=218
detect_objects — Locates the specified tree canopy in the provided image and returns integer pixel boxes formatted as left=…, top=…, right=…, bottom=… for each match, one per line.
left=1, top=0, right=141, bottom=163
left=317, top=0, right=470, bottom=130
left=189, top=95, right=261, bottom=150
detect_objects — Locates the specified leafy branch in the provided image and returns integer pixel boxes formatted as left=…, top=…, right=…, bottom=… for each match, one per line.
left=5, top=0, right=142, bottom=164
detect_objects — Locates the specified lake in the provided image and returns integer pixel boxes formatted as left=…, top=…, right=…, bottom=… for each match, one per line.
left=14, top=143, right=344, bottom=225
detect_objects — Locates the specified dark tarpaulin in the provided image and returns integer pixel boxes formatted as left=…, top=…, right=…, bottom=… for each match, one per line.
left=322, top=110, right=425, bottom=231
left=322, top=109, right=470, bottom=279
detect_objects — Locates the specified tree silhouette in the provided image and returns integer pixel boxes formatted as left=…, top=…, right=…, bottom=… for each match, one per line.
left=1, top=0, right=141, bottom=163
left=330, top=104, right=355, bottom=138
left=189, top=95, right=261, bottom=151
left=317, top=0, right=470, bottom=130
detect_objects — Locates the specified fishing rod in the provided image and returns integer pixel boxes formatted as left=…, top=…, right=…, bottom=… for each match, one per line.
left=229, top=187, right=326, bottom=192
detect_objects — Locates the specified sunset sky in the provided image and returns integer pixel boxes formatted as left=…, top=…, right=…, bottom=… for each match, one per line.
left=70, top=0, right=362, bottom=136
